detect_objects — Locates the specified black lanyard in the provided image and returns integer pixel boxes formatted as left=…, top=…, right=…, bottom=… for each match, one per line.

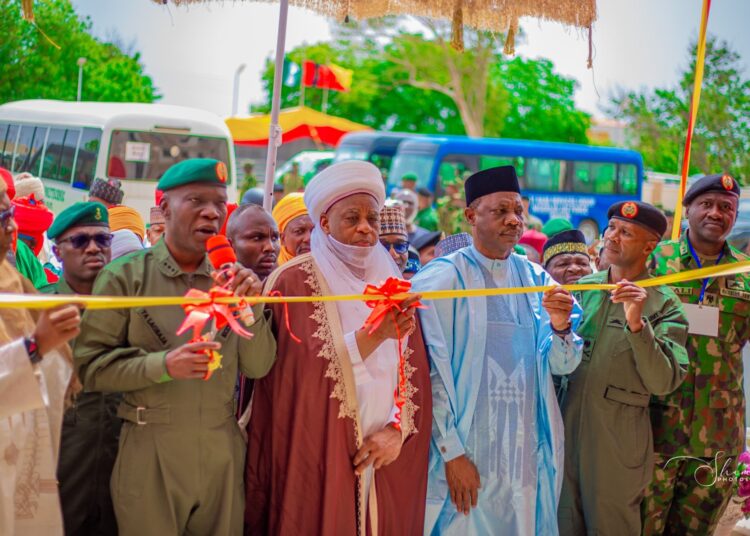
left=686, top=235, right=724, bottom=304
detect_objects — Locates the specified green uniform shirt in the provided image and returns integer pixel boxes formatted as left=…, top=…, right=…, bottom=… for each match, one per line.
left=415, top=207, right=439, bottom=232
left=650, top=236, right=750, bottom=457
left=74, top=238, right=277, bottom=404
left=283, top=171, right=304, bottom=196
left=38, top=276, right=75, bottom=296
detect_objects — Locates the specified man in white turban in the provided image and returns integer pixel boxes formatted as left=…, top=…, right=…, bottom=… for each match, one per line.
left=245, top=161, right=433, bottom=535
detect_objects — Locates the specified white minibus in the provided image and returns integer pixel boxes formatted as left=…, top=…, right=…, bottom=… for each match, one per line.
left=0, top=100, right=238, bottom=216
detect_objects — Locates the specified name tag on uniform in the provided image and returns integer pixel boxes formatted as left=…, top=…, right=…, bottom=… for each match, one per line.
left=683, top=303, right=719, bottom=337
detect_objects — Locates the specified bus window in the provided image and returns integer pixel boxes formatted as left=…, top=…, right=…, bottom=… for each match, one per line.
left=2, top=124, right=19, bottom=170
left=572, top=161, right=616, bottom=194
left=618, top=164, right=638, bottom=195
left=0, top=124, right=7, bottom=168
left=479, top=155, right=514, bottom=171
left=42, top=128, right=80, bottom=183
left=41, top=127, right=66, bottom=181
left=107, top=130, right=231, bottom=182
left=525, top=158, right=564, bottom=192
left=13, top=125, right=46, bottom=175
left=72, top=128, right=102, bottom=190
left=58, top=129, right=80, bottom=184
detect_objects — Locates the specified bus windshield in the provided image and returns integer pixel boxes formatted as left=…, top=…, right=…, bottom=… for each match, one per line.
left=334, top=146, right=369, bottom=162
left=388, top=144, right=439, bottom=191
left=107, top=130, right=231, bottom=182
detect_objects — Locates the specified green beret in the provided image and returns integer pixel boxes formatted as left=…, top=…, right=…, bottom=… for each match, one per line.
left=541, top=218, right=574, bottom=238
left=401, top=173, right=418, bottom=183
left=48, top=202, right=109, bottom=240
left=157, top=158, right=229, bottom=191
left=608, top=201, right=667, bottom=238
left=684, top=173, right=740, bottom=205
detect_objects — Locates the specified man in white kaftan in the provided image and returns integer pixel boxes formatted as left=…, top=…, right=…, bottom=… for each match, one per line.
left=412, top=166, right=583, bottom=535
left=0, top=177, right=81, bottom=536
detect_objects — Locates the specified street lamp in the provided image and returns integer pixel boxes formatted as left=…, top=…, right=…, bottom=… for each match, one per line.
left=76, top=57, right=87, bottom=101
left=231, top=63, right=247, bottom=117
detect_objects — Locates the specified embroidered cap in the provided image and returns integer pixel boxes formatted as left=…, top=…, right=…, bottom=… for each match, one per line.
left=542, top=229, right=589, bottom=266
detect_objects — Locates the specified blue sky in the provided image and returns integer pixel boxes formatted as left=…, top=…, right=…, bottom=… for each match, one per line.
left=70, top=0, right=749, bottom=119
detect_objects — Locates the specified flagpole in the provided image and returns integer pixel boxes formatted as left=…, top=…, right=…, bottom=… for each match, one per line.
left=262, top=0, right=289, bottom=211
left=322, top=87, right=329, bottom=113
left=299, top=60, right=306, bottom=107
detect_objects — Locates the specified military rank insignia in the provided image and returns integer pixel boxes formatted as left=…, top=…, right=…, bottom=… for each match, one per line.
left=621, top=202, right=638, bottom=219
left=721, top=174, right=734, bottom=190
left=216, top=162, right=228, bottom=183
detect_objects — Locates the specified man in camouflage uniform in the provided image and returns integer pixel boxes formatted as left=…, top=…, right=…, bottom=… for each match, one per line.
left=437, top=175, right=470, bottom=236
left=40, top=202, right=121, bottom=536
left=642, top=173, right=750, bottom=535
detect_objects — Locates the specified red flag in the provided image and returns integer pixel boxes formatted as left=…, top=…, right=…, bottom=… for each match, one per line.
left=302, top=60, right=350, bottom=92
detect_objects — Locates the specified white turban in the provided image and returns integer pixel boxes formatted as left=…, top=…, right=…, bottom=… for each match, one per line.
left=304, top=161, right=385, bottom=223
left=111, top=229, right=144, bottom=260
left=13, top=172, right=45, bottom=201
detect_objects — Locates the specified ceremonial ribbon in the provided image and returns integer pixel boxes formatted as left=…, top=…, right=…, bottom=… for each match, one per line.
left=175, top=286, right=254, bottom=380
left=267, top=290, right=302, bottom=343
left=671, top=0, right=712, bottom=241
left=2, top=259, right=750, bottom=310
left=362, top=277, right=425, bottom=431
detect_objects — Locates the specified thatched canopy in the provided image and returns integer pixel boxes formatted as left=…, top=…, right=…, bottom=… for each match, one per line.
left=152, top=0, right=596, bottom=32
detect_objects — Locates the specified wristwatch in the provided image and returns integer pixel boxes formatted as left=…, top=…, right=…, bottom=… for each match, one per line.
left=551, top=322, right=572, bottom=336
left=24, top=336, right=42, bottom=365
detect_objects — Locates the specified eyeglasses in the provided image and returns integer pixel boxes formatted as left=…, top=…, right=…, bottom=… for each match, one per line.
left=0, top=205, right=15, bottom=228
left=380, top=239, right=409, bottom=255
left=57, top=232, right=113, bottom=249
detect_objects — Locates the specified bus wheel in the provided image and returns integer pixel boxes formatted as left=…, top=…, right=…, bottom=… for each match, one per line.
left=578, top=219, right=599, bottom=244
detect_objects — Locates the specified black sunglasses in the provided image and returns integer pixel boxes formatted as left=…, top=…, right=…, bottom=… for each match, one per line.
left=0, top=205, right=15, bottom=228
left=57, top=232, right=113, bottom=249
left=380, top=239, right=409, bottom=255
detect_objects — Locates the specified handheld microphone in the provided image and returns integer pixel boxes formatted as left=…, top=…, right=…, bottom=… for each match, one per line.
left=207, top=235, right=237, bottom=274
left=206, top=235, right=254, bottom=329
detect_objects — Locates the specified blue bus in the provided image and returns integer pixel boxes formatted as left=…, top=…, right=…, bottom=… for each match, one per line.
left=334, top=131, right=421, bottom=180
left=388, top=136, right=643, bottom=241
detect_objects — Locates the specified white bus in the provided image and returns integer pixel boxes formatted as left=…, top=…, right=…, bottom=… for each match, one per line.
left=0, top=100, right=237, bottom=216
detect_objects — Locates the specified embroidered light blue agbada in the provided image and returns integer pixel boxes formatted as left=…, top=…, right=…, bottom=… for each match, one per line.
left=411, top=246, right=583, bottom=535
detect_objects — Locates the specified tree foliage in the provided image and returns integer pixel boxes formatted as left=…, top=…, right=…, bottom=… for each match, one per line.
left=0, top=0, right=159, bottom=103
left=611, top=37, right=750, bottom=182
left=256, top=18, right=589, bottom=143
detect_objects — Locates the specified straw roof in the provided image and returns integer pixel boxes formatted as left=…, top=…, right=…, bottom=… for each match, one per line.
left=151, top=0, right=596, bottom=33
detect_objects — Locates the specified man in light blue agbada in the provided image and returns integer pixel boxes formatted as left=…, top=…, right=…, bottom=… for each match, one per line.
left=412, top=166, right=584, bottom=535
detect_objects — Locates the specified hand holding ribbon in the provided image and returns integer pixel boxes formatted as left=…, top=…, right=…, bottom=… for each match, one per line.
left=176, top=285, right=255, bottom=380
left=362, top=277, right=425, bottom=431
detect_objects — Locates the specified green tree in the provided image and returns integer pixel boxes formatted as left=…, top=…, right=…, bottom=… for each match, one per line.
left=256, top=19, right=589, bottom=143
left=0, top=0, right=159, bottom=103
left=611, top=37, right=750, bottom=182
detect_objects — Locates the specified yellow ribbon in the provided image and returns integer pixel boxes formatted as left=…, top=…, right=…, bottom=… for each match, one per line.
left=671, top=0, right=711, bottom=240
left=2, top=260, right=749, bottom=311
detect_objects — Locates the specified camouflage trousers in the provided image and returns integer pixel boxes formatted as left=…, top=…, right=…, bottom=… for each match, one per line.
left=641, top=452, right=735, bottom=535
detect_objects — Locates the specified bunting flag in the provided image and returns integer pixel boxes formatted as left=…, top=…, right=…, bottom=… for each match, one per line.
left=671, top=0, right=712, bottom=240
left=282, top=59, right=301, bottom=87
left=302, top=60, right=353, bottom=92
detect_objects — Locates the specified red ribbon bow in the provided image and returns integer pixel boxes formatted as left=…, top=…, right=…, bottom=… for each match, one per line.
left=177, top=287, right=254, bottom=340
left=362, top=277, right=425, bottom=431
